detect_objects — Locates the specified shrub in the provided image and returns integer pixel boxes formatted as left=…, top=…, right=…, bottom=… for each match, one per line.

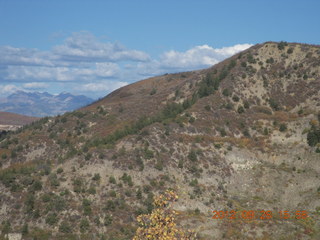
left=104, top=214, right=113, bottom=226
left=82, top=199, right=92, bottom=215
left=79, top=219, right=90, bottom=233
left=232, top=95, right=240, bottom=102
left=287, top=47, right=293, bottom=54
left=204, top=105, right=211, bottom=111
left=188, top=149, right=197, bottom=162
left=133, top=190, right=195, bottom=239
left=25, top=193, right=35, bottom=214
left=30, top=179, right=43, bottom=192
left=155, top=160, right=164, bottom=171
left=244, top=101, right=250, bottom=109
left=21, top=224, right=29, bottom=235
left=92, top=173, right=101, bottom=181
left=243, top=129, right=251, bottom=137
left=150, top=88, right=157, bottom=95
left=268, top=98, right=280, bottom=111
left=59, top=221, right=71, bottom=233
left=266, top=57, right=274, bottom=64
left=46, top=213, right=58, bottom=225
left=222, top=88, right=230, bottom=97
left=109, top=176, right=116, bottom=184
left=278, top=41, right=288, bottom=50
left=224, top=102, right=233, bottom=110
left=307, top=127, right=320, bottom=147
left=279, top=123, right=287, bottom=132
left=247, top=53, right=256, bottom=64
left=237, top=106, right=245, bottom=114
left=219, top=128, right=227, bottom=137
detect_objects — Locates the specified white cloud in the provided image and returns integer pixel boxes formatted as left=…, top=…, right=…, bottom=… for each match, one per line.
left=0, top=84, right=22, bottom=95
left=159, top=43, right=252, bottom=69
left=134, top=43, right=253, bottom=76
left=77, top=81, right=128, bottom=92
left=0, top=31, right=253, bottom=98
left=54, top=31, right=150, bottom=62
left=23, top=82, right=49, bottom=89
left=0, top=46, right=55, bottom=67
left=6, top=62, right=119, bottom=82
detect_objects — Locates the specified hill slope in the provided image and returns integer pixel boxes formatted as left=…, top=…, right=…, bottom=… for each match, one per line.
left=0, top=42, right=319, bottom=240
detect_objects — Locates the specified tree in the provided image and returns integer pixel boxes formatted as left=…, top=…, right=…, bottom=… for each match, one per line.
left=133, top=190, right=196, bottom=240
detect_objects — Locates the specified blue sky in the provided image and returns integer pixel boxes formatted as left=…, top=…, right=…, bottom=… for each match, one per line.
left=0, top=0, right=319, bottom=99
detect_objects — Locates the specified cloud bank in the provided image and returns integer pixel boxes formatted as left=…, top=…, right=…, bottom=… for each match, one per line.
left=0, top=31, right=252, bottom=98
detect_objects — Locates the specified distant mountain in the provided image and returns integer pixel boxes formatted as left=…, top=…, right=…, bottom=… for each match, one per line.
left=0, top=91, right=94, bottom=117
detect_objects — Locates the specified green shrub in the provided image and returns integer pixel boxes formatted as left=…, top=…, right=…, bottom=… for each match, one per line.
left=266, top=57, right=274, bottom=64
left=92, top=173, right=101, bottom=181
left=232, top=95, right=240, bottom=102
left=247, top=53, right=256, bottom=64
left=46, top=213, right=58, bottom=225
left=21, top=223, right=29, bottom=235
left=1, top=220, right=11, bottom=235
left=150, top=88, right=157, bottom=95
left=244, top=101, right=250, bottom=109
left=30, top=179, right=43, bottom=192
left=307, top=127, right=320, bottom=147
left=144, top=148, right=154, bottom=159
left=219, top=128, right=227, bottom=137
left=104, top=214, right=113, bottom=226
left=243, top=129, right=251, bottom=138
left=204, top=105, right=211, bottom=111
left=155, top=160, right=164, bottom=171
left=188, top=149, right=197, bottom=162
left=25, top=193, right=35, bottom=214
left=79, top=219, right=90, bottom=233
left=237, top=106, right=245, bottom=114
left=222, top=88, right=230, bottom=97
left=268, top=98, right=280, bottom=111
left=279, top=123, right=287, bottom=132
left=109, top=176, right=116, bottom=184
left=278, top=41, right=288, bottom=50
left=287, top=47, right=293, bottom=54
left=82, top=199, right=92, bottom=215
left=59, top=221, right=71, bottom=233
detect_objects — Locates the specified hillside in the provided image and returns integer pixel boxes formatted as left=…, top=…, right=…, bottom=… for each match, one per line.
left=0, top=112, right=38, bottom=136
left=0, top=42, right=320, bottom=240
left=0, top=91, right=94, bottom=117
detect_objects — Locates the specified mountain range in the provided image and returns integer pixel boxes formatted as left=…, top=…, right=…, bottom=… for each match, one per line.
left=0, top=91, right=94, bottom=117
left=0, top=42, right=319, bottom=240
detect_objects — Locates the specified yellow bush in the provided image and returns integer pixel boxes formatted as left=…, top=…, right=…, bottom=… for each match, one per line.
left=133, top=190, right=196, bottom=240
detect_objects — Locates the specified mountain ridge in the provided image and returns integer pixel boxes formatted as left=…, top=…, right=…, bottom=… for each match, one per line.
left=0, top=91, right=94, bottom=117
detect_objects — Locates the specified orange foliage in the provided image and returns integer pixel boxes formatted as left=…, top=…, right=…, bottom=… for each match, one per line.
left=133, top=190, right=197, bottom=240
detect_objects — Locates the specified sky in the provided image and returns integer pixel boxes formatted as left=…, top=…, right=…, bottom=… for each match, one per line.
left=0, top=0, right=319, bottom=99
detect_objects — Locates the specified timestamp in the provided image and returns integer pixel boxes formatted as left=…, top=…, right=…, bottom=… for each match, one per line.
left=212, top=210, right=308, bottom=220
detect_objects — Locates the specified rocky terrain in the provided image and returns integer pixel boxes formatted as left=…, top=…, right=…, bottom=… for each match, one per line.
left=0, top=42, right=319, bottom=240
left=0, top=91, right=94, bottom=117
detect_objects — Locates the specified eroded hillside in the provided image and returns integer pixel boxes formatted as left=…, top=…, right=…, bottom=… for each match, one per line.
left=0, top=42, right=319, bottom=240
